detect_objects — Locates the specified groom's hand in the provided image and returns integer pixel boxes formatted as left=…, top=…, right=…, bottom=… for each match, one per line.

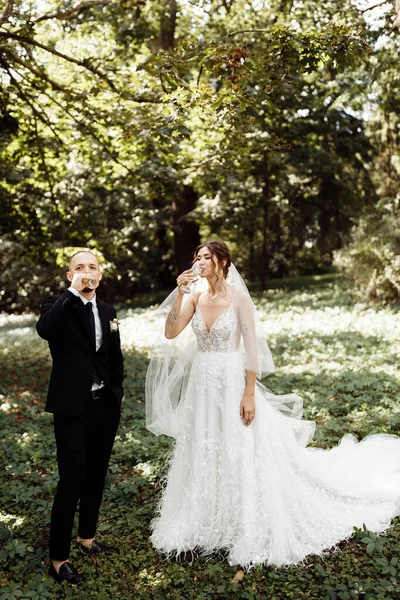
left=70, top=272, right=92, bottom=293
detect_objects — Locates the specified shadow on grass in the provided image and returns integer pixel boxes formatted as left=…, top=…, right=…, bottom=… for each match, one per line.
left=266, top=327, right=400, bottom=445
left=1, top=299, right=400, bottom=599
left=255, top=280, right=400, bottom=312
left=0, top=338, right=169, bottom=597
left=0, top=315, right=38, bottom=334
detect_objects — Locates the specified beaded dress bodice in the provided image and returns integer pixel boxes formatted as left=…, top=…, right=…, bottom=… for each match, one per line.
left=191, top=302, right=238, bottom=353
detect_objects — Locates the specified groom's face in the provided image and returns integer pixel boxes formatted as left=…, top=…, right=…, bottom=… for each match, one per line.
left=66, top=252, right=102, bottom=291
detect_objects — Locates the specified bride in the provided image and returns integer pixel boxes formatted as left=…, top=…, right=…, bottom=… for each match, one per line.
left=145, top=240, right=400, bottom=568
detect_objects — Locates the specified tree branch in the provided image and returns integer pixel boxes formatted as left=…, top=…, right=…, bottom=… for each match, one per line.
left=1, top=32, right=163, bottom=102
left=225, top=28, right=270, bottom=37
left=0, top=0, right=14, bottom=25
left=359, top=0, right=400, bottom=33
left=172, top=71, right=191, bottom=89
left=159, top=71, right=168, bottom=94
left=389, top=0, right=400, bottom=32
left=33, top=118, right=58, bottom=205
left=196, top=64, right=203, bottom=87
left=34, top=0, right=115, bottom=23
left=2, top=63, right=64, bottom=142
left=7, top=60, right=133, bottom=172
left=3, top=49, right=71, bottom=93
left=0, top=31, right=117, bottom=90
left=183, top=154, right=223, bottom=173
left=37, top=90, right=133, bottom=172
left=359, top=0, right=390, bottom=13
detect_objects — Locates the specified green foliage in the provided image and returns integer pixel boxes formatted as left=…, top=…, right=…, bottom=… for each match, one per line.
left=0, top=0, right=385, bottom=311
left=334, top=200, right=400, bottom=302
left=360, top=531, right=385, bottom=555
left=1, top=281, right=400, bottom=599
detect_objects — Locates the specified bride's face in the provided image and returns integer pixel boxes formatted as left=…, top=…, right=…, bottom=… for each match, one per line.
left=196, top=246, right=222, bottom=279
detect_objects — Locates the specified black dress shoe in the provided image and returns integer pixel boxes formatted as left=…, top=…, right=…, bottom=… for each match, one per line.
left=78, top=539, right=117, bottom=555
left=49, top=562, right=82, bottom=585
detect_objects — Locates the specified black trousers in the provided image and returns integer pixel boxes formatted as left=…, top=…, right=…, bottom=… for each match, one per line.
left=49, top=388, right=120, bottom=561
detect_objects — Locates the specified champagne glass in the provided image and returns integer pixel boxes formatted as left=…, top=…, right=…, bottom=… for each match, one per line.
left=82, top=272, right=97, bottom=289
left=179, top=262, right=200, bottom=294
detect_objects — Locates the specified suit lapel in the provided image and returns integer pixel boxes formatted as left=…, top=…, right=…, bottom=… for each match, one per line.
left=71, top=297, right=96, bottom=351
left=97, top=301, right=109, bottom=351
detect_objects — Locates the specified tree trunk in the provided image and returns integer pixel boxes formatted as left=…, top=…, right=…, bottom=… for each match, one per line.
left=261, top=151, right=270, bottom=289
left=317, top=176, right=341, bottom=258
left=171, top=185, right=201, bottom=274
left=270, top=208, right=284, bottom=277
left=391, top=0, right=400, bottom=33
left=248, top=220, right=256, bottom=282
left=160, top=0, right=177, bottom=50
left=152, top=195, right=172, bottom=287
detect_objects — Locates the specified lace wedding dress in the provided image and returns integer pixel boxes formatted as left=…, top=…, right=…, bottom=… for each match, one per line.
left=148, top=284, right=400, bottom=569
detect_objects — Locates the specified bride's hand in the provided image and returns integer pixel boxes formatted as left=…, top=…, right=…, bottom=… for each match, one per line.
left=240, top=393, right=255, bottom=426
left=176, top=269, right=196, bottom=290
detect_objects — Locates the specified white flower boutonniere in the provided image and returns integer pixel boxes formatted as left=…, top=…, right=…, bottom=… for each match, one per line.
left=110, top=318, right=119, bottom=333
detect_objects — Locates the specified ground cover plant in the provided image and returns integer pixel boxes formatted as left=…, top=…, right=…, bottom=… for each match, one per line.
left=1, top=280, right=400, bottom=600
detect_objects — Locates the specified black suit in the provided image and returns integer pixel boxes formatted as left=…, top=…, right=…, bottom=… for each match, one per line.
left=37, top=289, right=124, bottom=561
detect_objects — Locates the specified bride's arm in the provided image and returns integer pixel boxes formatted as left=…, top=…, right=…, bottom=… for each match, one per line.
left=240, top=371, right=256, bottom=425
left=164, top=289, right=196, bottom=339
left=238, top=292, right=258, bottom=425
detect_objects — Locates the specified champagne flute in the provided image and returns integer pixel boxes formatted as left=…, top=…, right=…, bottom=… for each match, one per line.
left=179, top=262, right=200, bottom=294
left=82, top=272, right=97, bottom=289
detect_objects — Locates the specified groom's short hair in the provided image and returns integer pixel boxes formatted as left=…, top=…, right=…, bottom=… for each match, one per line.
left=68, top=250, right=100, bottom=269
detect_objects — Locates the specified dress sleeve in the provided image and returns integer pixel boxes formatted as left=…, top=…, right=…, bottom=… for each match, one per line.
left=237, top=292, right=258, bottom=374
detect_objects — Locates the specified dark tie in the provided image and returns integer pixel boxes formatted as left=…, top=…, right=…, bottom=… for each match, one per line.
left=86, top=302, right=96, bottom=348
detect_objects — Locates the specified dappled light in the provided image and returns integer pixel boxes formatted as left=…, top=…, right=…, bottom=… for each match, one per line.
left=1, top=281, right=400, bottom=597
left=0, top=513, right=26, bottom=528
left=1, top=0, right=400, bottom=596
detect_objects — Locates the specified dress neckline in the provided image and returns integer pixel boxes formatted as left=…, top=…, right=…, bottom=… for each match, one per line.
left=196, top=302, right=233, bottom=335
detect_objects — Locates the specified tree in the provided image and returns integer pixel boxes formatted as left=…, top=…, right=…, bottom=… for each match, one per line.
left=0, top=0, right=374, bottom=310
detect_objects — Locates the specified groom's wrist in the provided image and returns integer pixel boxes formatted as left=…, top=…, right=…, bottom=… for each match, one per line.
left=68, top=287, right=80, bottom=297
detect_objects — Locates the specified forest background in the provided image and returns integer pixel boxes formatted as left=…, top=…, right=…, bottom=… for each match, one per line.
left=1, top=3, right=400, bottom=599
left=0, top=0, right=399, bottom=311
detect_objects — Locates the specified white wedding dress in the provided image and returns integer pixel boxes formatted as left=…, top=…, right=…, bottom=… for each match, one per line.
left=149, top=292, right=400, bottom=569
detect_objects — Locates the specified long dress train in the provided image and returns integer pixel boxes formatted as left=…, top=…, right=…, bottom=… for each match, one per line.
left=150, top=299, right=400, bottom=568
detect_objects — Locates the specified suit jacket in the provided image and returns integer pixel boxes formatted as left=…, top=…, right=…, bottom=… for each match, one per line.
left=37, top=290, right=124, bottom=416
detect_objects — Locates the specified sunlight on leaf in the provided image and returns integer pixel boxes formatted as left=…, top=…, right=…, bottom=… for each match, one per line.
left=0, top=513, right=25, bottom=527
left=231, top=569, right=245, bottom=583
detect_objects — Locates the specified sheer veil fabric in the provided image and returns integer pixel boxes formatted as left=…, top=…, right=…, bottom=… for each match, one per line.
left=145, top=264, right=400, bottom=569
left=145, top=263, right=311, bottom=441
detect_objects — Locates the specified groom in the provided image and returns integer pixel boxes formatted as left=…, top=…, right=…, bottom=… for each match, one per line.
left=37, top=250, right=124, bottom=585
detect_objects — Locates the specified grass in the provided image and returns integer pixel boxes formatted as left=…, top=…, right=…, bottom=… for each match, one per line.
left=1, top=281, right=400, bottom=600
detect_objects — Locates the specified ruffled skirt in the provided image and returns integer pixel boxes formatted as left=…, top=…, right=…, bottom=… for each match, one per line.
left=150, top=351, right=400, bottom=568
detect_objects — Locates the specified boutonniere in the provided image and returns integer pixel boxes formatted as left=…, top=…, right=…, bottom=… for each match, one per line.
left=110, top=318, right=119, bottom=332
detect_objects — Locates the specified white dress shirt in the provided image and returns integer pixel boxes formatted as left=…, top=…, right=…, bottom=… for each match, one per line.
left=68, top=287, right=104, bottom=390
